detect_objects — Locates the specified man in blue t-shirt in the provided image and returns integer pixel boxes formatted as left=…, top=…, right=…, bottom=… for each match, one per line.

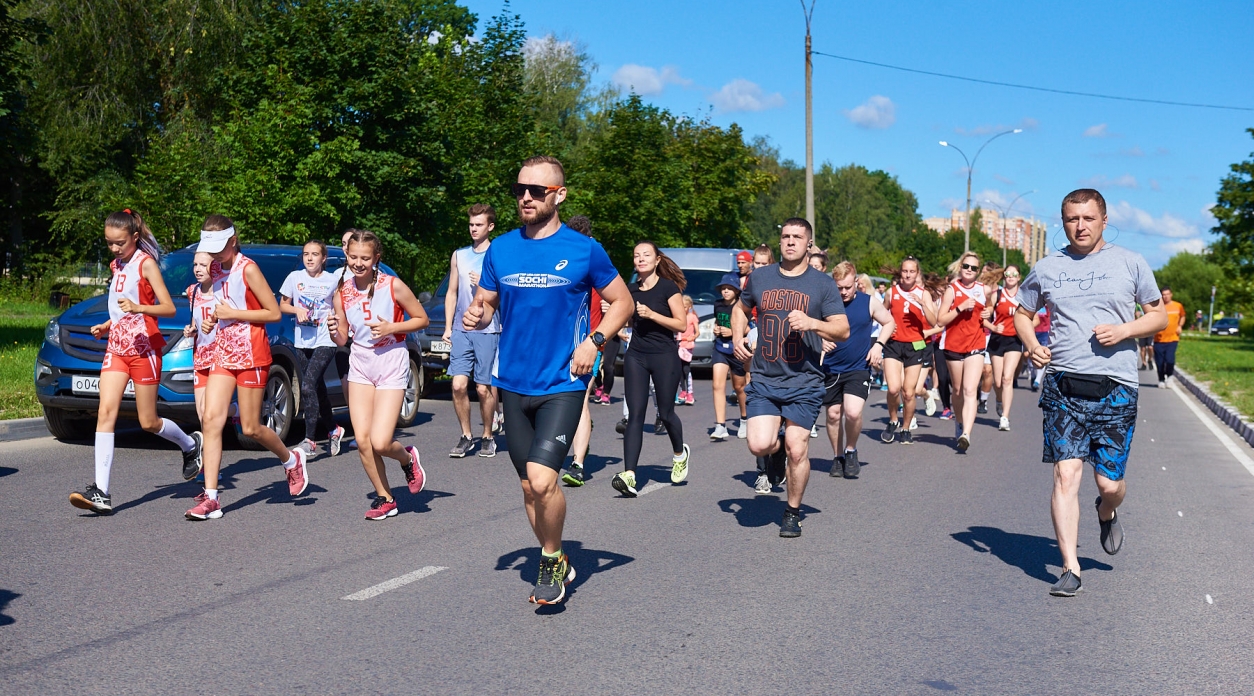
left=463, top=155, right=632, bottom=605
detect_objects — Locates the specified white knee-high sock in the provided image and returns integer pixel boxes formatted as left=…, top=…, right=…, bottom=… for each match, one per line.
left=95, top=432, right=115, bottom=493
left=156, top=418, right=196, bottom=452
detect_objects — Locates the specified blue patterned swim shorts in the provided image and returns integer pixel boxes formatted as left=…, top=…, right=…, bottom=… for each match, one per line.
left=1039, top=371, right=1139, bottom=481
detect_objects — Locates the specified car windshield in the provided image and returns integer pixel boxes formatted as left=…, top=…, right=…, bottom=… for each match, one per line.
left=161, top=252, right=298, bottom=297
left=1216, top=318, right=1239, bottom=326
left=681, top=269, right=730, bottom=305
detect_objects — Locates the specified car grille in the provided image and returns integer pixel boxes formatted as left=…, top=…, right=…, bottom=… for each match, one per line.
left=60, top=325, right=185, bottom=362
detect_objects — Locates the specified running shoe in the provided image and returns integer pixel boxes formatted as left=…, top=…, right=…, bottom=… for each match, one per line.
left=478, top=437, right=497, bottom=458
left=999, top=416, right=1010, bottom=431
left=830, top=456, right=845, bottom=477
left=530, top=552, right=575, bottom=605
left=365, top=496, right=398, bottom=520
left=753, top=473, right=771, bottom=495
left=185, top=494, right=222, bottom=520
left=843, top=449, right=860, bottom=478
left=710, top=423, right=729, bottom=441
left=449, top=435, right=474, bottom=458
left=956, top=433, right=970, bottom=453
left=996, top=402, right=1004, bottom=417
left=562, top=463, right=586, bottom=487
left=298, top=438, right=318, bottom=457
left=810, top=424, right=819, bottom=438
left=1049, top=570, right=1082, bottom=597
left=779, top=509, right=802, bottom=538
left=654, top=417, right=667, bottom=436
left=611, top=470, right=638, bottom=497
left=615, top=418, right=627, bottom=434
left=737, top=419, right=749, bottom=439
left=977, top=400, right=988, bottom=414
left=925, top=391, right=937, bottom=417
left=879, top=383, right=888, bottom=392
left=1096, top=496, right=1124, bottom=555
left=675, top=393, right=684, bottom=405
left=909, top=416, right=917, bottom=431
left=939, top=408, right=954, bottom=420
left=880, top=421, right=899, bottom=443
left=402, top=446, right=425, bottom=494
left=329, top=425, right=346, bottom=457
left=70, top=483, right=113, bottom=514
left=684, top=392, right=694, bottom=406
left=898, top=429, right=914, bottom=445
left=591, top=387, right=605, bottom=403
left=1031, top=380, right=1040, bottom=393
left=671, top=444, right=690, bottom=483
left=182, top=431, right=205, bottom=481
left=287, top=448, right=309, bottom=497
left=492, top=410, right=505, bottom=434
left=597, top=392, right=611, bottom=405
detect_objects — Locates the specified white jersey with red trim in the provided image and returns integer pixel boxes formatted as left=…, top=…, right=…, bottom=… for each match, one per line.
left=212, top=255, right=272, bottom=369
left=340, top=273, right=406, bottom=350
left=107, top=250, right=165, bottom=357
left=187, top=282, right=220, bottom=371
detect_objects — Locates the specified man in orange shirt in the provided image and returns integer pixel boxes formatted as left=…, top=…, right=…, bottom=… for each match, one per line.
left=1153, top=287, right=1186, bottom=388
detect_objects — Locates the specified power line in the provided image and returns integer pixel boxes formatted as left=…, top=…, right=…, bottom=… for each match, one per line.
left=812, top=50, right=1254, bottom=112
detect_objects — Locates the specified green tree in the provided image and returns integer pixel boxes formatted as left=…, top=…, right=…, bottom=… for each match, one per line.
left=1154, top=251, right=1224, bottom=319
left=0, top=0, right=50, bottom=273
left=1211, top=127, right=1254, bottom=311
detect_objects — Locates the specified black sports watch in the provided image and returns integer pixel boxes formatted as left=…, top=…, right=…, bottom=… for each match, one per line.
left=590, top=331, right=606, bottom=348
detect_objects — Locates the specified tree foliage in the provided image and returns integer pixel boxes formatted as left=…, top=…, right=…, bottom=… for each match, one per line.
left=1154, top=251, right=1225, bottom=318
left=1211, top=127, right=1254, bottom=311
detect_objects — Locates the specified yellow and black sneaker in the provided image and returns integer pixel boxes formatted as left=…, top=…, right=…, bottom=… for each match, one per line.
left=529, top=552, right=575, bottom=605
left=562, top=463, right=586, bottom=487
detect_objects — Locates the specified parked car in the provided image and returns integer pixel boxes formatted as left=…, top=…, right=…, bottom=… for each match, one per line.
left=35, top=245, right=424, bottom=445
left=416, top=273, right=451, bottom=393
left=1210, top=317, right=1241, bottom=336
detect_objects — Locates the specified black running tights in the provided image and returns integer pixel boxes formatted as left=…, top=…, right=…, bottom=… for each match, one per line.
left=301, top=346, right=337, bottom=438
left=599, top=337, right=622, bottom=393
left=623, top=348, right=684, bottom=471
left=934, top=354, right=953, bottom=411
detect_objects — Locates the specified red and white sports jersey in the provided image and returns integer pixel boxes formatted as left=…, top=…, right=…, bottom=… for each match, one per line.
left=888, top=283, right=929, bottom=343
left=187, top=282, right=219, bottom=371
left=212, top=255, right=272, bottom=369
left=340, top=273, right=406, bottom=350
left=991, top=286, right=1020, bottom=337
left=107, top=250, right=165, bottom=357
left=940, top=281, right=988, bottom=353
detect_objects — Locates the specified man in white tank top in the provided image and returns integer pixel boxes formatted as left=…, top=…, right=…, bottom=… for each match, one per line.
left=443, top=204, right=502, bottom=458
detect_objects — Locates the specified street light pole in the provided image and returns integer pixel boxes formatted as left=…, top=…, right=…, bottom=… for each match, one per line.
left=801, top=1, right=816, bottom=231
left=940, top=128, right=1023, bottom=253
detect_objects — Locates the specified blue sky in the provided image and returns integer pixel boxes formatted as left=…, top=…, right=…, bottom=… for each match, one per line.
left=463, top=0, right=1254, bottom=267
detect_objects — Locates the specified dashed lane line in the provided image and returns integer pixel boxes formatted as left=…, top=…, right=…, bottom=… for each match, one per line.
left=341, top=566, right=447, bottom=600
left=1171, top=383, right=1254, bottom=478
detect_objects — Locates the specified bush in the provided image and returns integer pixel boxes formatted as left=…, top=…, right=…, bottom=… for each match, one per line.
left=1240, top=318, right=1254, bottom=338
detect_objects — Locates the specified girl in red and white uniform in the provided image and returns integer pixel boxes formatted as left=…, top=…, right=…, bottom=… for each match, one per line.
left=70, top=210, right=201, bottom=515
left=879, top=256, right=938, bottom=445
left=936, top=252, right=997, bottom=452
left=186, top=216, right=307, bottom=521
left=984, top=264, right=1024, bottom=432
left=185, top=252, right=221, bottom=426
left=328, top=230, right=429, bottom=520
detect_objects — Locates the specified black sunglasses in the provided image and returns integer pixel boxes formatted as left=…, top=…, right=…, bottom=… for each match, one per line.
left=961, top=263, right=980, bottom=272
left=511, top=183, right=561, bottom=199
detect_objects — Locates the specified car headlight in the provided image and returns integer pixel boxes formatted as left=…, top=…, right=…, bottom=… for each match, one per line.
left=169, top=335, right=194, bottom=352
left=44, top=318, right=60, bottom=347
left=697, top=317, right=715, bottom=342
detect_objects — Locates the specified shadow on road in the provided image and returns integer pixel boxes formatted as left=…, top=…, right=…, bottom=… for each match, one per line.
left=110, top=481, right=197, bottom=514
left=717, top=497, right=821, bottom=528
left=0, top=466, right=16, bottom=478
left=0, top=589, right=18, bottom=626
left=495, top=541, right=634, bottom=612
left=579, top=453, right=621, bottom=478
left=950, top=526, right=1113, bottom=582
left=375, top=487, right=454, bottom=515
left=222, top=481, right=328, bottom=513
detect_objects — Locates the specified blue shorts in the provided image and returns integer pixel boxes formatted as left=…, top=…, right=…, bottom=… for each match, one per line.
left=745, top=379, right=824, bottom=428
left=1039, top=371, right=1139, bottom=481
left=449, top=331, right=499, bottom=385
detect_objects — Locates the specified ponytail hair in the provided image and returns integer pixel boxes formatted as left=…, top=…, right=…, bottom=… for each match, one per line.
left=335, top=229, right=384, bottom=300
left=635, top=240, right=687, bottom=292
left=107, top=209, right=161, bottom=261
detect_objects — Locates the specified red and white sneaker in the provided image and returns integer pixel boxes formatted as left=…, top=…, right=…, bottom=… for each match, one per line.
left=185, top=494, right=222, bottom=520
left=365, top=496, right=398, bottom=520
left=286, top=448, right=309, bottom=497
left=401, top=446, right=425, bottom=494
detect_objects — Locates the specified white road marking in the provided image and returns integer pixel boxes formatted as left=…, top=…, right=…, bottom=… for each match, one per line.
left=1206, top=594, right=1214, bottom=605
left=1171, top=383, right=1254, bottom=478
left=637, top=482, right=669, bottom=496
left=341, top=566, right=447, bottom=600
left=1178, top=511, right=1184, bottom=517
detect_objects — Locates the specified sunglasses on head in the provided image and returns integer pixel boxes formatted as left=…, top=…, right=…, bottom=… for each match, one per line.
left=961, top=263, right=980, bottom=272
left=511, top=183, right=561, bottom=199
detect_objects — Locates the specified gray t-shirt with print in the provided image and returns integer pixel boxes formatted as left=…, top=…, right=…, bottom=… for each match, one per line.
left=1018, top=243, right=1161, bottom=388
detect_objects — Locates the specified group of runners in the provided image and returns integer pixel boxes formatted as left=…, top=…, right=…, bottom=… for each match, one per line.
left=68, top=156, right=1166, bottom=601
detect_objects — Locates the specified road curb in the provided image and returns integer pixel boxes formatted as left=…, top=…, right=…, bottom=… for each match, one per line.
left=0, top=416, right=51, bottom=443
left=1174, top=368, right=1254, bottom=449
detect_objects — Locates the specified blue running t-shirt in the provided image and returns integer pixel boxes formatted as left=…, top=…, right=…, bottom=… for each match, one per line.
left=480, top=225, right=620, bottom=396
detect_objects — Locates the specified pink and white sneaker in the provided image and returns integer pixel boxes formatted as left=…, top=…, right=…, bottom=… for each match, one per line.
left=185, top=494, right=222, bottom=520
left=286, top=448, right=309, bottom=497
left=402, top=445, right=425, bottom=494
left=365, top=496, right=398, bottom=520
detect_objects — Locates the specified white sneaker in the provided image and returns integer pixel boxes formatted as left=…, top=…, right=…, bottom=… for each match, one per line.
left=753, top=474, right=771, bottom=495
left=810, top=424, right=819, bottom=438
left=999, top=416, right=1010, bottom=431
left=909, top=416, right=918, bottom=431
left=738, top=419, right=749, bottom=439
left=710, top=423, right=729, bottom=441
left=925, top=392, right=937, bottom=417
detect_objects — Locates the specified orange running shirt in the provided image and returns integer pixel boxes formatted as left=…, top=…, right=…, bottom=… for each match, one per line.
left=1155, top=300, right=1185, bottom=343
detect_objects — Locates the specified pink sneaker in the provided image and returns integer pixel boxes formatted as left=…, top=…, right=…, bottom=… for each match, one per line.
left=286, top=448, right=308, bottom=497
left=685, top=392, right=695, bottom=406
left=591, top=387, right=604, bottom=403
left=598, top=392, right=611, bottom=405
left=365, top=496, right=398, bottom=520
left=185, top=494, right=222, bottom=520
left=402, top=446, right=425, bottom=494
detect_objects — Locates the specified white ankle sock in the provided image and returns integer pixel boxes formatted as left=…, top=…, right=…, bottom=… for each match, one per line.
left=156, top=418, right=196, bottom=452
left=94, top=432, right=114, bottom=493
left=206, top=488, right=219, bottom=501
left=282, top=452, right=297, bottom=470
left=979, top=391, right=990, bottom=401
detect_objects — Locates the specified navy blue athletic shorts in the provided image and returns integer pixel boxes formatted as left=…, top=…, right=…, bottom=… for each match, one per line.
left=745, top=379, right=823, bottom=428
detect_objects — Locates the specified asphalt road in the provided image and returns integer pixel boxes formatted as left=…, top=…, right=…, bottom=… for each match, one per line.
left=2, top=373, right=1253, bottom=694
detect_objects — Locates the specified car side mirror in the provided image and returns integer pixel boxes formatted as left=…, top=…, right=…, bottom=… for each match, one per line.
left=418, top=291, right=432, bottom=304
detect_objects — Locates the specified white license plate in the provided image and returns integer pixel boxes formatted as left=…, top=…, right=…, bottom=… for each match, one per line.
left=430, top=341, right=452, bottom=354
left=72, top=375, right=135, bottom=396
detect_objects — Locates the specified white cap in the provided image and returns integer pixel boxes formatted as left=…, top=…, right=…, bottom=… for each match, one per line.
left=196, top=226, right=235, bottom=253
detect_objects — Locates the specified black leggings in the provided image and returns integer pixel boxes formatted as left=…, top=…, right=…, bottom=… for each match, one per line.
left=623, top=348, right=684, bottom=471
left=500, top=389, right=584, bottom=477
left=680, top=360, right=691, bottom=394
left=599, top=337, right=622, bottom=393
left=301, top=346, right=338, bottom=438
left=934, top=353, right=953, bottom=411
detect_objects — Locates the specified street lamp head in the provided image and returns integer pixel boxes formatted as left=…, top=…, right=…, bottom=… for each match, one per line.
left=1012, top=129, right=1023, bottom=134
left=939, top=141, right=949, bottom=147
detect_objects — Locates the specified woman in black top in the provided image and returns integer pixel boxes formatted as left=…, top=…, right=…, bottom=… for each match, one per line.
left=612, top=242, right=691, bottom=497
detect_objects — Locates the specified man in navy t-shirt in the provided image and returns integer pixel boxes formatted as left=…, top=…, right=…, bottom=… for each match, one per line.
left=464, top=155, right=632, bottom=605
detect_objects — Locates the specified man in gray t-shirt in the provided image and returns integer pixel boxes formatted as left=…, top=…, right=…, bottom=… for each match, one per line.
left=1014, top=189, right=1168, bottom=598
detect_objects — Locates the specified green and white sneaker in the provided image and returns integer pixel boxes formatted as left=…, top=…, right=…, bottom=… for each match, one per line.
left=670, top=444, right=690, bottom=483
left=562, top=463, right=586, bottom=487
left=611, top=470, right=638, bottom=497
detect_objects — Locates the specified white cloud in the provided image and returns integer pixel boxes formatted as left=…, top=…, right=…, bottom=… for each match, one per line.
left=843, top=95, right=896, bottom=129
left=1080, top=174, right=1139, bottom=189
left=1108, top=201, right=1197, bottom=238
left=1161, top=239, right=1207, bottom=255
left=611, top=64, right=690, bottom=96
left=1083, top=123, right=1116, bottom=138
left=709, top=78, right=785, bottom=113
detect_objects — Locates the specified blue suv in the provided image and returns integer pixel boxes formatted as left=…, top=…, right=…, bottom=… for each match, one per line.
left=35, top=245, right=425, bottom=445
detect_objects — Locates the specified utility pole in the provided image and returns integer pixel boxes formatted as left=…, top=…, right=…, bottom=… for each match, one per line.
left=802, top=1, right=815, bottom=231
